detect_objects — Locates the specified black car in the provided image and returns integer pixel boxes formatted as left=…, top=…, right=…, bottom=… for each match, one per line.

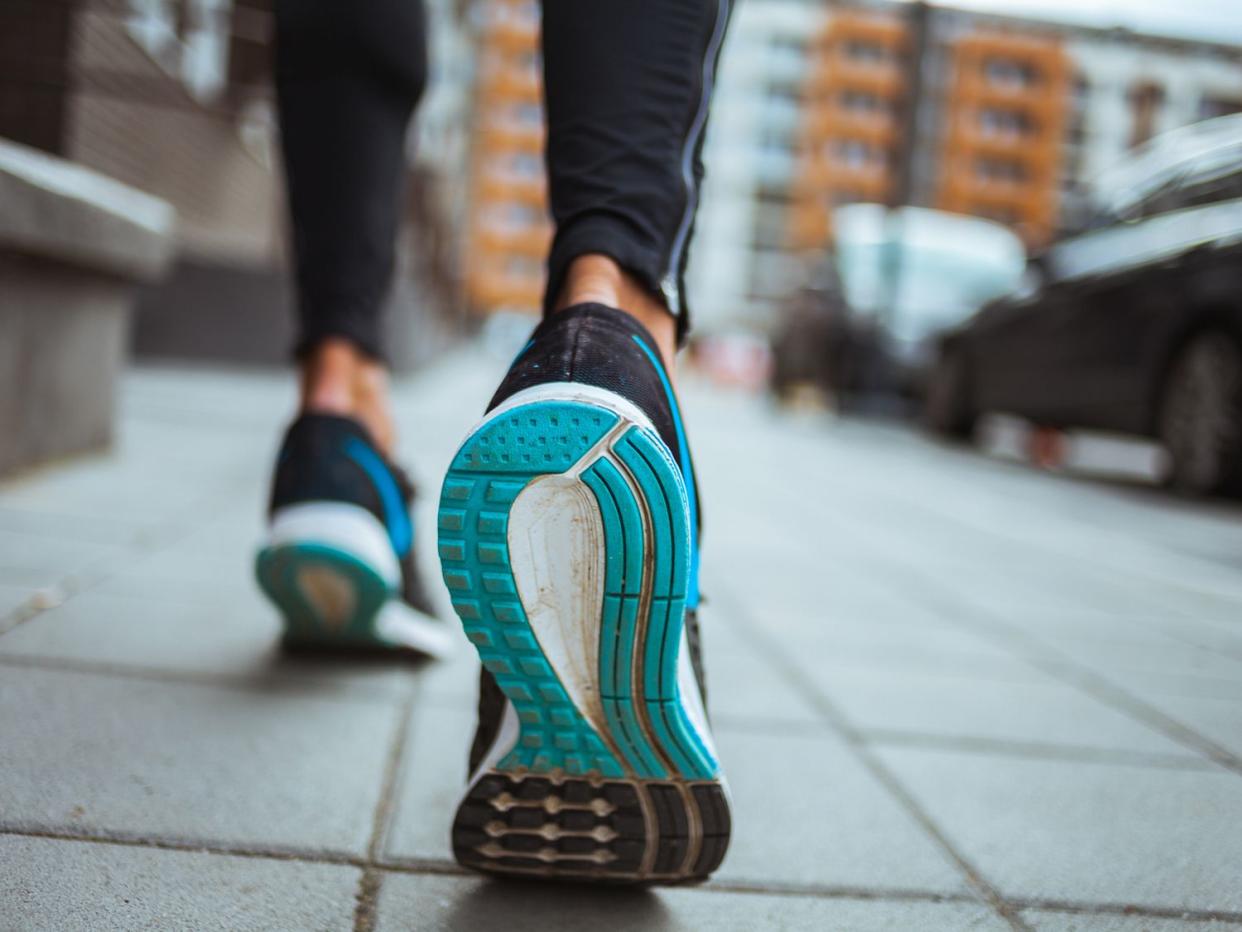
left=926, top=115, right=1242, bottom=496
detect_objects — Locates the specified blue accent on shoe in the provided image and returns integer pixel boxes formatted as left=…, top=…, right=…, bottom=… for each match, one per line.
left=631, top=336, right=701, bottom=609
left=343, top=436, right=413, bottom=556
left=439, top=397, right=717, bottom=782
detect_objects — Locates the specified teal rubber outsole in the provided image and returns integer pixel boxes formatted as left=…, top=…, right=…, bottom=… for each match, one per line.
left=438, top=399, right=717, bottom=782
left=255, top=543, right=393, bottom=649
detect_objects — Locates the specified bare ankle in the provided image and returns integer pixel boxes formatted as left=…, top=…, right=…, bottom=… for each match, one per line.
left=556, top=254, right=678, bottom=370
left=300, top=338, right=395, bottom=453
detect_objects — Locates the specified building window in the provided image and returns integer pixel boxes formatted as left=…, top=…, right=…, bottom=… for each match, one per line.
left=831, top=139, right=887, bottom=170
left=840, top=40, right=890, bottom=65
left=1199, top=95, right=1242, bottom=120
left=838, top=89, right=888, bottom=115
left=981, top=57, right=1039, bottom=90
left=978, top=107, right=1035, bottom=138
left=1128, top=81, right=1165, bottom=149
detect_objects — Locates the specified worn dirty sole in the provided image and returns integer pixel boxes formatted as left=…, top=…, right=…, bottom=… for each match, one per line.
left=438, top=383, right=729, bottom=883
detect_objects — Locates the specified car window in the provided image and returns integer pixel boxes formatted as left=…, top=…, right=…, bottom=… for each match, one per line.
left=1089, top=120, right=1242, bottom=225
left=1175, top=157, right=1242, bottom=211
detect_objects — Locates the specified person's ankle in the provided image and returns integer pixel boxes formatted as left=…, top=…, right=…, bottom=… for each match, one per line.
left=555, top=254, right=677, bottom=371
left=299, top=338, right=395, bottom=453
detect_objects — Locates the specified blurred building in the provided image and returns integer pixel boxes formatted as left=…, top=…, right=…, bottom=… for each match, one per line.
left=463, top=0, right=548, bottom=318
left=686, top=0, right=828, bottom=332
left=682, top=0, right=1242, bottom=334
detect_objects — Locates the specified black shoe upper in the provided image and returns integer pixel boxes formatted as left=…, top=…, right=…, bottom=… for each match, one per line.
left=269, top=413, right=436, bottom=617
left=489, top=303, right=685, bottom=477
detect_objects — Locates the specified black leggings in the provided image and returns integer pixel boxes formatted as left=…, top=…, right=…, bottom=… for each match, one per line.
left=275, top=0, right=732, bottom=360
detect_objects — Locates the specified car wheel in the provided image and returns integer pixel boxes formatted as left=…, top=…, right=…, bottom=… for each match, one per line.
left=1158, top=330, right=1242, bottom=496
left=924, top=345, right=976, bottom=440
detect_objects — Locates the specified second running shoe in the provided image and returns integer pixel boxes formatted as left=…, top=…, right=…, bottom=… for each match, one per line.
left=438, top=304, right=730, bottom=884
left=256, top=413, right=453, bottom=659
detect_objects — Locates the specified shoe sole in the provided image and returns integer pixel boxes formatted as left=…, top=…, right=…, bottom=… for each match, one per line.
left=256, top=542, right=393, bottom=649
left=256, top=503, right=453, bottom=659
left=438, top=384, right=730, bottom=883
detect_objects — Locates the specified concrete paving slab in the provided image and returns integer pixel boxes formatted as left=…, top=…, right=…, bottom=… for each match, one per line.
left=1132, top=694, right=1242, bottom=759
left=0, top=583, right=36, bottom=618
left=0, top=835, right=360, bottom=931
left=691, top=611, right=823, bottom=725
left=0, top=527, right=119, bottom=589
left=94, top=562, right=275, bottom=612
left=710, top=729, right=965, bottom=892
left=877, top=746, right=1242, bottom=912
left=816, top=667, right=1195, bottom=757
left=0, top=504, right=151, bottom=544
left=0, top=453, right=220, bottom=523
left=1053, top=637, right=1242, bottom=683
left=1102, top=669, right=1242, bottom=705
left=384, top=702, right=476, bottom=862
left=0, top=590, right=417, bottom=699
left=0, top=666, right=400, bottom=855
left=373, top=872, right=1006, bottom=932
left=714, top=588, right=1021, bottom=674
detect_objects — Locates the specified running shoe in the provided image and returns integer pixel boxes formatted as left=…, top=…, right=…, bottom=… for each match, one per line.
left=256, top=413, right=453, bottom=659
left=439, top=303, right=730, bottom=883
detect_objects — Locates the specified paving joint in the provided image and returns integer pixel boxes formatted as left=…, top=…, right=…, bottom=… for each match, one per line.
left=354, top=678, right=422, bottom=932
left=8, top=824, right=1241, bottom=922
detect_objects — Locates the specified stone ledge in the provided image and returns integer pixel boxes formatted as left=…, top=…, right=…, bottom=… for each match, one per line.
left=0, top=138, right=175, bottom=281
left=0, top=140, right=176, bottom=476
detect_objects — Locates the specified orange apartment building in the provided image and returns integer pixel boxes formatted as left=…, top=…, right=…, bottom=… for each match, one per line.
left=937, top=31, right=1071, bottom=246
left=788, top=11, right=908, bottom=251
left=465, top=0, right=549, bottom=317
left=789, top=9, right=1072, bottom=253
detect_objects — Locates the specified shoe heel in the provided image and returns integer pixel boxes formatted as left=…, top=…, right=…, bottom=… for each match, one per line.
left=256, top=502, right=398, bottom=648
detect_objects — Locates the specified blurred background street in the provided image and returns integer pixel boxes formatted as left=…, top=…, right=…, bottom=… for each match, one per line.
left=4, top=0, right=1242, bottom=927
left=3, top=353, right=1242, bottom=929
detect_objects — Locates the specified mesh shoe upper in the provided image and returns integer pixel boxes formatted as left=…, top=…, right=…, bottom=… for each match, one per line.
left=269, top=413, right=436, bottom=617
left=489, top=304, right=682, bottom=463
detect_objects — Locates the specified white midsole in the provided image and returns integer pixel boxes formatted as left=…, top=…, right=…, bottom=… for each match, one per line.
left=479, top=382, right=659, bottom=438
left=266, top=502, right=401, bottom=588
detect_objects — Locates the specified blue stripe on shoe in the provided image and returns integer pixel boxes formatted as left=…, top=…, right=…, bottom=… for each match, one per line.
left=631, top=336, right=701, bottom=609
left=343, top=436, right=413, bottom=556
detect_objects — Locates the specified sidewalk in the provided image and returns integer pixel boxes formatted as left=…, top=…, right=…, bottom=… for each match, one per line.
left=3, top=349, right=1242, bottom=931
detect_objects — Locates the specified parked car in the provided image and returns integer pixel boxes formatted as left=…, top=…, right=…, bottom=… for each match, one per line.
left=926, top=114, right=1242, bottom=496
left=830, top=204, right=1026, bottom=397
